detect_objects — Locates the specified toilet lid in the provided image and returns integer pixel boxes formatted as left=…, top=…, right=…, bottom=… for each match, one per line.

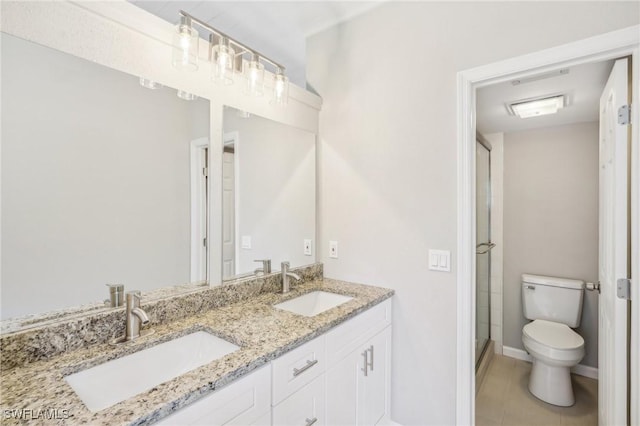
left=523, top=319, right=584, bottom=350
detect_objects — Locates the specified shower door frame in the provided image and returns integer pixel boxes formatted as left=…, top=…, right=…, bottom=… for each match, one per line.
left=455, top=26, right=640, bottom=425
left=475, top=135, right=492, bottom=370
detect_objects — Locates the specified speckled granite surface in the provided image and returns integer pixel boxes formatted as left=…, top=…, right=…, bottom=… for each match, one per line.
left=0, top=264, right=323, bottom=369
left=0, top=277, right=393, bottom=425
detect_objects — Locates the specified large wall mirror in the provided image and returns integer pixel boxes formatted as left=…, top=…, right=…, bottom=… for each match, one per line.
left=1, top=32, right=318, bottom=327
left=221, top=107, right=316, bottom=280
left=1, top=33, right=210, bottom=321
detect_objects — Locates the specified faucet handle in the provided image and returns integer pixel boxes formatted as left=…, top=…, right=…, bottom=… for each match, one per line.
left=254, top=259, right=272, bottom=274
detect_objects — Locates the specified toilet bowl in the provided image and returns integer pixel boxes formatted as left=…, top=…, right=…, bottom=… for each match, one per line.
left=520, top=274, right=586, bottom=407
left=522, top=319, right=584, bottom=406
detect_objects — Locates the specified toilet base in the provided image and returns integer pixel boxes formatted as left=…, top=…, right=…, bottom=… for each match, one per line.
left=528, top=359, right=575, bottom=406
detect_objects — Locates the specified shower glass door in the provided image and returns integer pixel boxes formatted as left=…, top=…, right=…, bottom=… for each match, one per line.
left=476, top=139, right=491, bottom=367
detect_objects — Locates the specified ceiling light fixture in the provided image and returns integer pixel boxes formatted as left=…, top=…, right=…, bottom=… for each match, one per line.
left=171, top=10, right=288, bottom=106
left=508, top=95, right=565, bottom=119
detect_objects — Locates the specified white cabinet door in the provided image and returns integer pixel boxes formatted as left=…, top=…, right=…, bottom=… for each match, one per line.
left=273, top=375, right=325, bottom=426
left=325, top=348, right=359, bottom=425
left=360, top=327, right=391, bottom=426
left=326, top=326, right=391, bottom=426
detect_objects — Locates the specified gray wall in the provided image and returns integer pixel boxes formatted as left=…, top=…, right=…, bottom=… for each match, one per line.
left=306, top=3, right=637, bottom=423
left=503, top=122, right=599, bottom=368
left=1, top=33, right=209, bottom=319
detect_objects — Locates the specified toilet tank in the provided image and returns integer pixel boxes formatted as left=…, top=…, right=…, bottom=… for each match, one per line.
left=522, top=274, right=585, bottom=328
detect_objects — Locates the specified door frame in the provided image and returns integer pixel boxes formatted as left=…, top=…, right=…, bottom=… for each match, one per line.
left=223, top=131, right=240, bottom=275
left=190, top=137, right=209, bottom=283
left=455, top=25, right=640, bottom=425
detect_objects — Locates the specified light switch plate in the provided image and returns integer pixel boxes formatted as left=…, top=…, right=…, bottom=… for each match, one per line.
left=241, top=236, right=252, bottom=249
left=329, top=241, right=338, bottom=259
left=304, top=239, right=312, bottom=256
left=429, top=249, right=450, bottom=272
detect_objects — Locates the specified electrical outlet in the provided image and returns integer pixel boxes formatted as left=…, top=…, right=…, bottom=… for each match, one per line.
left=241, top=236, right=252, bottom=249
left=304, top=239, right=312, bottom=256
left=329, top=241, right=338, bottom=259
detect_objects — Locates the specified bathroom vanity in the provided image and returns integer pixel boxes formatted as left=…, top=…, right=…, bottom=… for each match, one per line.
left=0, top=273, right=393, bottom=425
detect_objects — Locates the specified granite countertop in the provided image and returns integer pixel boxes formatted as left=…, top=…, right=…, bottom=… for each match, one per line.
left=0, top=278, right=393, bottom=425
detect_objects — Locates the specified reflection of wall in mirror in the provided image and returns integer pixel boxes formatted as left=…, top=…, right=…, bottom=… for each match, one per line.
left=0, top=34, right=210, bottom=319
left=223, top=110, right=315, bottom=277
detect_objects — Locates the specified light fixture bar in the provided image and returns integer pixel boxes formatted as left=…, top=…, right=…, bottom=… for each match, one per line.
left=178, top=10, right=286, bottom=72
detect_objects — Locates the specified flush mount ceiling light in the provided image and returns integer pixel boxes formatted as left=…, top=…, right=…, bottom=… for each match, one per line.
left=171, top=10, right=288, bottom=106
left=508, top=95, right=565, bottom=119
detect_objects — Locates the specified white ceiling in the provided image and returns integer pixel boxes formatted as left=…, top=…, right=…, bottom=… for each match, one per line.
left=129, top=1, right=381, bottom=86
left=477, top=59, right=614, bottom=135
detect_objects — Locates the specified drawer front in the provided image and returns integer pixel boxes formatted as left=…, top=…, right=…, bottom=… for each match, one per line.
left=272, top=335, right=326, bottom=405
left=155, top=365, right=271, bottom=426
left=272, top=375, right=325, bottom=426
left=326, top=299, right=392, bottom=365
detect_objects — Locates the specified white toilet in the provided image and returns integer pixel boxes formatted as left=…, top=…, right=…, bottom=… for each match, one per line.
left=521, top=274, right=586, bottom=406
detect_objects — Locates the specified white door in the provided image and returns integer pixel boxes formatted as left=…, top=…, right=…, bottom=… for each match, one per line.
left=598, top=57, right=629, bottom=426
left=222, top=151, right=235, bottom=279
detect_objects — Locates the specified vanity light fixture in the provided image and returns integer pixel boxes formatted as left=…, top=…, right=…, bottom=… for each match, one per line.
left=177, top=90, right=197, bottom=101
left=171, top=10, right=288, bottom=105
left=272, top=67, right=289, bottom=107
left=211, top=35, right=235, bottom=85
left=172, top=15, right=199, bottom=71
left=245, top=53, right=265, bottom=97
left=508, top=95, right=565, bottom=119
left=139, top=77, right=160, bottom=90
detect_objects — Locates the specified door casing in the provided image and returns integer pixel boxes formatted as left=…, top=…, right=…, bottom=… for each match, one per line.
left=456, top=25, right=640, bottom=425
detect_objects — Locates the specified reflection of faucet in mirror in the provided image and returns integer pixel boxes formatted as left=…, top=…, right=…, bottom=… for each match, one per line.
left=104, top=283, right=125, bottom=307
left=125, top=291, right=150, bottom=341
left=281, top=262, right=301, bottom=293
left=254, top=259, right=272, bottom=275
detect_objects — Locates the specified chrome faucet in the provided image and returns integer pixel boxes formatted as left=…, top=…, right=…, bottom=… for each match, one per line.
left=125, top=291, right=150, bottom=341
left=281, top=261, right=301, bottom=293
left=105, top=283, right=125, bottom=307
left=254, top=259, right=272, bottom=275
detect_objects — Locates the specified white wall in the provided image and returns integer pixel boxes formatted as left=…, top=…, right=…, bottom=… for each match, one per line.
left=223, top=110, right=316, bottom=275
left=306, top=3, right=638, bottom=424
left=1, top=33, right=209, bottom=319
left=503, top=122, right=600, bottom=368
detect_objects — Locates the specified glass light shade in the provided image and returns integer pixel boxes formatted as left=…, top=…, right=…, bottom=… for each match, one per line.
left=139, top=77, right=160, bottom=90
left=172, top=19, right=199, bottom=71
left=211, top=38, right=235, bottom=85
left=177, top=90, right=197, bottom=101
left=244, top=57, right=265, bottom=96
left=271, top=71, right=289, bottom=106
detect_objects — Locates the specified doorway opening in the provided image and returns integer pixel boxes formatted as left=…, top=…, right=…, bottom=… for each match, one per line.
left=456, top=26, right=639, bottom=426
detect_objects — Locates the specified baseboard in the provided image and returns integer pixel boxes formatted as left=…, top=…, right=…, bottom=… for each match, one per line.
left=502, top=346, right=598, bottom=380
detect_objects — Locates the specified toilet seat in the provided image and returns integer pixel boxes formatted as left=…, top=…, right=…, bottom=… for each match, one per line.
left=523, top=319, right=584, bottom=363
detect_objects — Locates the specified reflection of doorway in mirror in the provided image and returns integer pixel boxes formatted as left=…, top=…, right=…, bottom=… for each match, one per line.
left=190, top=138, right=209, bottom=282
left=222, top=132, right=239, bottom=279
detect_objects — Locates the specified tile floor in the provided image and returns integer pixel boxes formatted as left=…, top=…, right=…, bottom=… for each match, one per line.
left=475, top=355, right=598, bottom=426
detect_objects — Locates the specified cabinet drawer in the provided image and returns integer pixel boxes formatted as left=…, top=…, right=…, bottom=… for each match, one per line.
left=326, top=299, right=392, bottom=365
left=272, top=375, right=325, bottom=426
left=155, top=365, right=271, bottom=426
left=272, top=335, right=326, bottom=405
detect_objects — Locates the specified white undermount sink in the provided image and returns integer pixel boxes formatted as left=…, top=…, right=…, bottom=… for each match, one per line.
left=65, top=331, right=239, bottom=412
left=274, top=291, right=353, bottom=317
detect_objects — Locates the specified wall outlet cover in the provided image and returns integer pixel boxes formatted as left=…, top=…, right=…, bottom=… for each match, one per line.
left=304, top=239, right=312, bottom=256
left=241, top=236, right=252, bottom=249
left=329, top=240, right=338, bottom=259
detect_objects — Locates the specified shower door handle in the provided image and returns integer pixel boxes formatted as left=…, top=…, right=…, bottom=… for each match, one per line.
left=476, top=242, right=496, bottom=254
